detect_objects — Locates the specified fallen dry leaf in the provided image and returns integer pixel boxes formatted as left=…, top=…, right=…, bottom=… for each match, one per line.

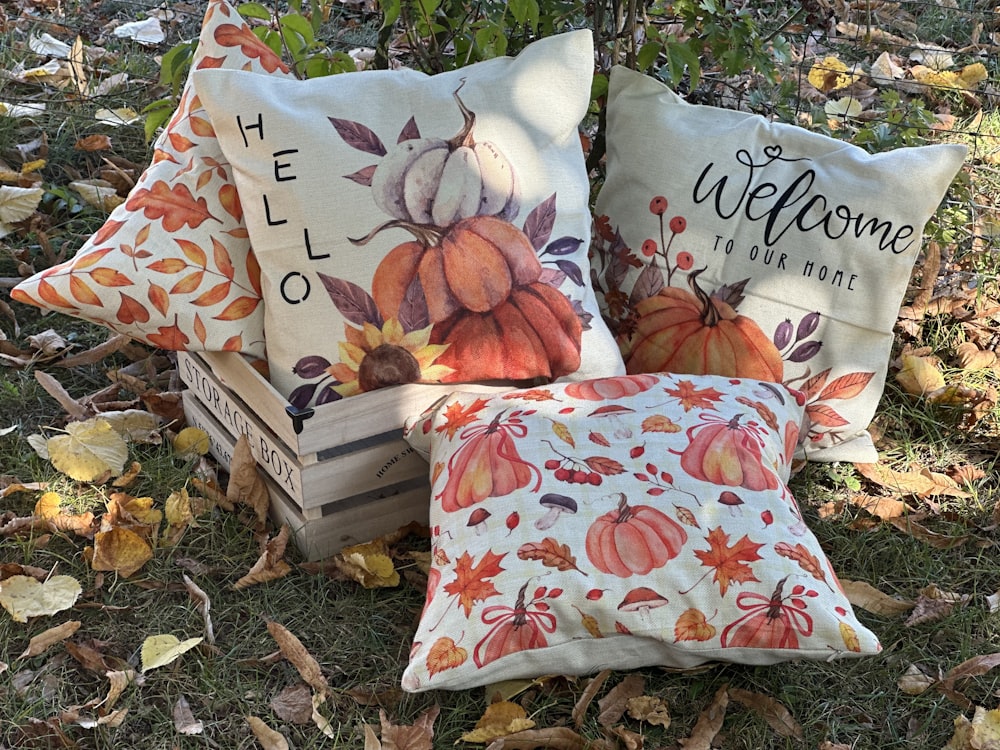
left=376, top=705, right=440, bottom=749
left=895, top=353, right=946, bottom=396
left=227, top=435, right=270, bottom=529
left=904, top=585, right=971, bottom=627
left=140, top=633, right=203, bottom=672
left=848, top=492, right=909, bottom=520
left=572, top=669, right=612, bottom=728
left=727, top=687, right=803, bottom=739
left=234, top=525, right=293, bottom=590
left=462, top=701, right=535, bottom=744
left=47, top=418, right=129, bottom=482
left=265, top=620, right=329, bottom=695
left=182, top=574, right=215, bottom=645
left=172, top=695, right=203, bottom=735
left=483, top=727, right=605, bottom=749
left=246, top=715, right=289, bottom=750
left=678, top=684, right=728, bottom=750
left=88, top=526, right=153, bottom=577
left=854, top=462, right=971, bottom=499
left=887, top=516, right=971, bottom=550
left=840, top=579, right=915, bottom=616
left=334, top=537, right=400, bottom=588
left=0, top=574, right=81, bottom=622
left=19, top=619, right=80, bottom=658
left=955, top=341, right=997, bottom=370
left=311, top=692, right=337, bottom=738
left=944, top=706, right=1000, bottom=750
left=897, top=663, right=939, bottom=696
left=103, top=669, right=136, bottom=710
left=173, top=426, right=210, bottom=458
left=271, top=682, right=313, bottom=725
left=626, top=694, right=671, bottom=728
left=938, top=653, right=1000, bottom=709
left=597, top=673, right=644, bottom=727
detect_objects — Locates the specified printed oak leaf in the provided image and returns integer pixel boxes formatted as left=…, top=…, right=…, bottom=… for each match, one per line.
left=664, top=380, right=724, bottom=412
left=642, top=414, right=681, bottom=433
left=426, top=636, right=467, bottom=677
left=688, top=527, right=764, bottom=596
left=674, top=608, right=716, bottom=642
left=436, top=398, right=490, bottom=440
left=442, top=550, right=506, bottom=617
left=517, top=537, right=587, bottom=574
left=125, top=180, right=218, bottom=232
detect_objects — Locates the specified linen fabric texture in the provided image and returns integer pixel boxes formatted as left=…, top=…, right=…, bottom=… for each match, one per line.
left=400, top=373, right=881, bottom=692
left=12, top=0, right=286, bottom=356
left=591, top=66, right=967, bottom=462
left=192, top=30, right=625, bottom=407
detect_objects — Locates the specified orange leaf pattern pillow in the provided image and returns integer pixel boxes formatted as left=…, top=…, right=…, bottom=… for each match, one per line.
left=11, top=0, right=290, bottom=356
left=401, top=374, right=881, bottom=692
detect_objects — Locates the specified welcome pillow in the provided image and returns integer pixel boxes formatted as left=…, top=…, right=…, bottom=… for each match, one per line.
left=400, top=374, right=881, bottom=692
left=12, top=0, right=289, bottom=356
left=592, top=66, right=967, bottom=462
left=192, top=30, right=625, bottom=407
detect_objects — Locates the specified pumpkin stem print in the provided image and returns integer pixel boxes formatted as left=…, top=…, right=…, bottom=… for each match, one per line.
left=584, top=492, right=687, bottom=577
left=288, top=85, right=588, bottom=403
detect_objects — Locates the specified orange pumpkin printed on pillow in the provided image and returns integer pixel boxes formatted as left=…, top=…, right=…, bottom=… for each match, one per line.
left=11, top=0, right=289, bottom=356
left=284, top=86, right=585, bottom=408
left=401, top=373, right=881, bottom=692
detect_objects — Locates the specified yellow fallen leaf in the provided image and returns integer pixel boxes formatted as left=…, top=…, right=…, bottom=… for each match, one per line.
left=163, top=489, right=195, bottom=545
left=825, top=96, right=863, bottom=120
left=173, top=426, right=210, bottom=457
left=34, top=491, right=63, bottom=519
left=227, top=435, right=270, bottom=529
left=334, top=538, right=399, bottom=588
left=19, top=620, right=81, bottom=658
left=460, top=701, right=536, bottom=743
left=47, top=418, right=129, bottom=482
left=969, top=705, right=1000, bottom=747
left=807, top=55, right=858, bottom=92
left=0, top=574, right=82, bottom=622
left=958, top=62, right=988, bottom=89
left=0, top=185, right=44, bottom=225
left=895, top=354, right=945, bottom=397
left=98, top=409, right=162, bottom=442
left=89, top=526, right=153, bottom=577
left=141, top=634, right=203, bottom=672
left=897, top=663, right=937, bottom=695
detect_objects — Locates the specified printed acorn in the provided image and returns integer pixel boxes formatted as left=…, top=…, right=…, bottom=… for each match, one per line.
left=370, top=82, right=520, bottom=226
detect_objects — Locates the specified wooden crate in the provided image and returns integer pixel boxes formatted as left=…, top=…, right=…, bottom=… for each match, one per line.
left=177, top=350, right=511, bottom=558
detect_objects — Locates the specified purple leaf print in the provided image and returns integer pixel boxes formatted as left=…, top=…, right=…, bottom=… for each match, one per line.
left=712, top=278, right=749, bottom=310
left=539, top=267, right=566, bottom=288
left=542, top=236, right=583, bottom=257
left=629, top=262, right=664, bottom=305
left=398, top=278, right=430, bottom=332
left=397, top=116, right=420, bottom=143
left=328, top=117, right=387, bottom=156
left=555, top=259, right=584, bottom=287
left=523, top=193, right=557, bottom=251
left=343, top=165, right=377, bottom=186
left=317, top=272, right=384, bottom=328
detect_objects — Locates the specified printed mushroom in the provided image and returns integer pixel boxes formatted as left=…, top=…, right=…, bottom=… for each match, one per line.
left=534, top=493, right=578, bottom=530
left=467, top=507, right=491, bottom=536
left=588, top=404, right=636, bottom=439
left=718, top=490, right=745, bottom=516
left=617, top=587, right=670, bottom=625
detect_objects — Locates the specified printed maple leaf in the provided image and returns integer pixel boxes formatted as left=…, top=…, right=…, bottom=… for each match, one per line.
left=435, top=398, right=490, bottom=440
left=442, top=550, right=506, bottom=617
left=664, top=380, right=725, bottom=412
left=688, top=527, right=764, bottom=596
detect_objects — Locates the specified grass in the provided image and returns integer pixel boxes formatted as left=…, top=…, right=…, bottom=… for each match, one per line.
left=2, top=0, right=1000, bottom=748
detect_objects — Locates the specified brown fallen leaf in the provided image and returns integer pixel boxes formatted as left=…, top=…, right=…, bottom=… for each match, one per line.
left=848, top=493, right=909, bottom=520
left=897, top=663, right=939, bottom=696
left=55, top=333, right=129, bottom=368
left=938, top=653, right=1000, bottom=709
left=19, top=620, right=81, bottom=659
left=727, top=687, right=803, bottom=739
left=265, top=620, right=329, bottom=695
left=227, top=435, right=270, bottom=530
left=597, top=673, right=644, bottom=728
left=955, top=341, right=997, bottom=370
left=246, top=715, right=289, bottom=750
left=484, top=727, right=610, bottom=749
left=678, top=684, right=729, bottom=750
left=887, top=516, right=971, bottom=549
left=87, top=526, right=153, bottom=577
left=606, top=725, right=643, bottom=750
left=333, top=538, right=400, bottom=588
left=626, top=695, right=671, bottom=728
left=270, top=682, right=313, bottom=725
left=234, top=524, right=292, bottom=590
left=572, top=669, right=612, bottom=728
left=904, top=584, right=971, bottom=627
left=462, top=702, right=535, bottom=744
left=854, top=462, right=971, bottom=499
left=34, top=369, right=89, bottom=419
left=372, top=705, right=440, bottom=750
left=841, top=579, right=915, bottom=616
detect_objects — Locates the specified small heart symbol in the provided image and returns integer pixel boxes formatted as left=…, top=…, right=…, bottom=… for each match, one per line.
left=763, top=145, right=783, bottom=159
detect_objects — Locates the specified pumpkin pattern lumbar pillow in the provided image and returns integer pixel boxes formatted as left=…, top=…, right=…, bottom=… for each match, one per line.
left=11, top=0, right=290, bottom=357
left=591, top=66, right=967, bottom=462
left=191, top=30, right=625, bottom=407
left=400, top=373, right=881, bottom=692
